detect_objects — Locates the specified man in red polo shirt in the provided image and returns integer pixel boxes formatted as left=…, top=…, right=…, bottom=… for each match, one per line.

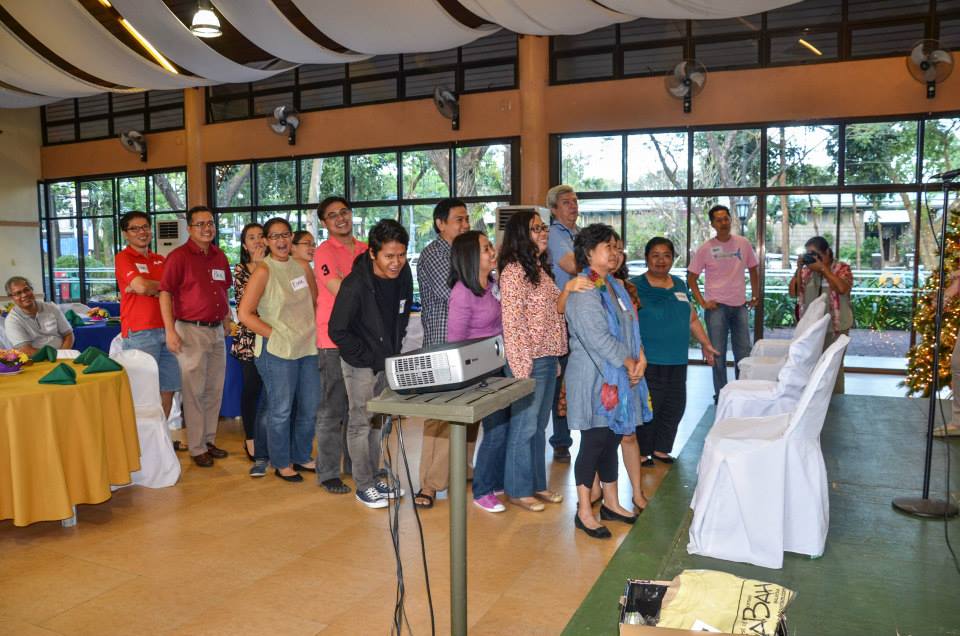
left=312, top=196, right=368, bottom=494
left=115, top=210, right=181, bottom=423
left=159, top=206, right=232, bottom=468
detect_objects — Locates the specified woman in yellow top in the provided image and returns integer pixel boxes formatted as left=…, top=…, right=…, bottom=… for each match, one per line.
left=238, top=218, right=319, bottom=482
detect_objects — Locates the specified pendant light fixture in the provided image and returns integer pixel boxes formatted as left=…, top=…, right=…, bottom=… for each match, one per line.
left=190, top=0, right=222, bottom=38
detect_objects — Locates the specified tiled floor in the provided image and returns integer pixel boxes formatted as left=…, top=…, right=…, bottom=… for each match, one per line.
left=0, top=366, right=905, bottom=635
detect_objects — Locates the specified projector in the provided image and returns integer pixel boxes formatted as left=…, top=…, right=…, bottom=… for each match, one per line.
left=385, top=336, right=505, bottom=394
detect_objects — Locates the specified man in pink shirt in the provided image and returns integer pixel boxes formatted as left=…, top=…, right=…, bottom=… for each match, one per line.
left=313, top=196, right=368, bottom=494
left=687, top=204, right=760, bottom=400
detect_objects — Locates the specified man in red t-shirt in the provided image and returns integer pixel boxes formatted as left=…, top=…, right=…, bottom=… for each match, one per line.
left=115, top=211, right=181, bottom=422
left=159, top=206, right=232, bottom=468
left=312, top=196, right=368, bottom=494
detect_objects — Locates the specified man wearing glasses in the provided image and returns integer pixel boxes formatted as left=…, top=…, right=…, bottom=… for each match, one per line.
left=3, top=276, right=73, bottom=354
left=115, top=211, right=181, bottom=424
left=159, top=206, right=232, bottom=468
left=312, top=196, right=368, bottom=494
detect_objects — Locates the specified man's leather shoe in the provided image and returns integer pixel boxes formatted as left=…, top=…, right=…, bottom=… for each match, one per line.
left=206, top=443, right=228, bottom=459
left=192, top=452, right=214, bottom=467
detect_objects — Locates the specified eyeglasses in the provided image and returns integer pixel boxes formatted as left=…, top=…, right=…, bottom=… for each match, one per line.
left=324, top=207, right=352, bottom=221
left=267, top=232, right=293, bottom=240
left=125, top=224, right=151, bottom=234
left=9, top=288, right=32, bottom=298
left=530, top=224, right=549, bottom=234
left=294, top=241, right=316, bottom=248
left=189, top=221, right=215, bottom=229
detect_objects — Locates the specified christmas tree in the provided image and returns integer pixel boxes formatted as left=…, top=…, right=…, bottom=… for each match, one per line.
left=904, top=199, right=960, bottom=397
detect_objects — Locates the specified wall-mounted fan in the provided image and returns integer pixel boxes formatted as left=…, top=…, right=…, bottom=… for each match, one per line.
left=665, top=60, right=707, bottom=114
left=119, top=130, right=147, bottom=162
left=268, top=105, right=300, bottom=145
left=907, top=40, right=954, bottom=99
left=433, top=86, right=459, bottom=130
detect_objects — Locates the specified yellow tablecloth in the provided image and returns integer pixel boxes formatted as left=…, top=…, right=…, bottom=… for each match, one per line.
left=0, top=361, right=140, bottom=526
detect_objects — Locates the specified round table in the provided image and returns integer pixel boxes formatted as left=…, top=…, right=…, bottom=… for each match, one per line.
left=0, top=361, right=140, bottom=526
left=73, top=321, right=121, bottom=352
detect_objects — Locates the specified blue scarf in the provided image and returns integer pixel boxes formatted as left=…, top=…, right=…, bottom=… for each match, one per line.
left=586, top=269, right=654, bottom=433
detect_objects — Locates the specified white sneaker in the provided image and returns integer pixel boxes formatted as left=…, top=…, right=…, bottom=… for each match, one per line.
left=356, top=486, right=388, bottom=508
left=375, top=480, right=405, bottom=499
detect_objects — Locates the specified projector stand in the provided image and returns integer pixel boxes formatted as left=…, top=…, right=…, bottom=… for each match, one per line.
left=368, top=377, right=535, bottom=636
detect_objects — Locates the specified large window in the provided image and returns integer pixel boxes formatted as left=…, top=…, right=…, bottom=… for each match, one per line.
left=39, top=171, right=187, bottom=303
left=209, top=140, right=518, bottom=286
left=42, top=90, right=184, bottom=145
left=554, top=115, right=960, bottom=370
left=551, top=0, right=959, bottom=84
left=207, top=31, right=518, bottom=123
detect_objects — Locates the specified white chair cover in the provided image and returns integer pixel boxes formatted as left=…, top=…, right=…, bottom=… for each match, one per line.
left=57, top=349, right=81, bottom=359
left=748, top=295, right=828, bottom=360
left=0, top=317, right=11, bottom=349
left=167, top=392, right=184, bottom=431
left=111, top=349, right=181, bottom=488
left=109, top=333, right=124, bottom=357
left=715, top=314, right=831, bottom=422
left=688, top=335, right=849, bottom=568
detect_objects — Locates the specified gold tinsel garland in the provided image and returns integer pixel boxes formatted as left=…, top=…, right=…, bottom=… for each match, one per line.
left=904, top=205, right=960, bottom=397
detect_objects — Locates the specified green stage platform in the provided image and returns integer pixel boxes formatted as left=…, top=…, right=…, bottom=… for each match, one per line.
left=564, top=395, right=960, bottom=635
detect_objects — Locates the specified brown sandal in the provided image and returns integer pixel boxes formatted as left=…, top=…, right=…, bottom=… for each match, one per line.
left=534, top=490, right=563, bottom=504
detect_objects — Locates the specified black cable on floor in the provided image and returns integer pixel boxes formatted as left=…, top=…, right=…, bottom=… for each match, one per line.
left=381, top=417, right=411, bottom=634
left=934, top=399, right=960, bottom=576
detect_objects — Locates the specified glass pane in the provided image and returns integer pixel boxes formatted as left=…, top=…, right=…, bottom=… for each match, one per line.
left=350, top=78, right=398, bottom=104
left=577, top=198, right=623, bottom=234
left=405, top=71, right=455, bottom=98
left=256, top=160, right=296, bottom=206
left=79, top=119, right=109, bottom=140
left=766, top=125, right=839, bottom=187
left=693, top=129, right=761, bottom=189
left=553, top=26, right=616, bottom=51
left=763, top=193, right=838, bottom=341
left=691, top=14, right=761, bottom=36
left=50, top=182, right=77, bottom=217
left=766, top=0, right=841, bottom=28
left=838, top=192, right=916, bottom=366
left=619, top=19, right=686, bottom=44
left=402, top=204, right=438, bottom=257
left=149, top=107, right=183, bottom=130
left=256, top=209, right=300, bottom=230
left=555, top=54, right=613, bottom=82
left=349, top=55, right=399, bottom=77
left=216, top=212, right=250, bottom=266
left=402, top=150, right=449, bottom=199
left=769, top=31, right=839, bottom=64
left=918, top=192, right=946, bottom=292
left=46, top=123, right=76, bottom=144
left=690, top=196, right=759, bottom=257
left=40, top=218, right=50, bottom=299
left=82, top=217, right=117, bottom=301
left=153, top=171, right=186, bottom=211
left=80, top=180, right=113, bottom=217
left=300, top=156, right=346, bottom=205
left=847, top=0, right=927, bottom=20
left=850, top=22, right=925, bottom=58
left=254, top=93, right=294, bottom=117
left=693, top=39, right=759, bottom=69
left=560, top=136, right=623, bottom=192
left=118, top=176, right=147, bottom=213
left=350, top=205, right=398, bottom=245
left=350, top=153, right=398, bottom=201
left=215, top=164, right=252, bottom=208
left=922, top=117, right=960, bottom=181
left=456, top=144, right=511, bottom=197
left=627, top=132, right=688, bottom=190
left=301, top=86, right=344, bottom=110
left=623, top=45, right=685, bottom=76
left=625, top=196, right=688, bottom=271
left=467, top=200, right=508, bottom=248
left=463, top=64, right=515, bottom=91
left=51, top=218, right=80, bottom=303
left=844, top=121, right=918, bottom=185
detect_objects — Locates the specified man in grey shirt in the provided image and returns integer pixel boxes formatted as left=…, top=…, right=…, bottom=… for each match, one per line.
left=4, top=276, right=74, bottom=354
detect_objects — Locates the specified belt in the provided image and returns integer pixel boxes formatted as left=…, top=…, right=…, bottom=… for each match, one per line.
left=178, top=319, right=221, bottom=328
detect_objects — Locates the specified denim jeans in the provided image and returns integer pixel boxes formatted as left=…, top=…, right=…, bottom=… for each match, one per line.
left=124, top=327, right=181, bottom=392
left=548, top=354, right=572, bottom=449
left=340, top=360, right=387, bottom=492
left=471, top=403, right=510, bottom=498
left=315, top=349, right=351, bottom=482
left=504, top=356, right=558, bottom=498
left=254, top=340, right=320, bottom=469
left=704, top=303, right=752, bottom=398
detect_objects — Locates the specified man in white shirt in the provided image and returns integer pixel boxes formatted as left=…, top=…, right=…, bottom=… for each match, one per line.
left=4, top=276, right=74, bottom=354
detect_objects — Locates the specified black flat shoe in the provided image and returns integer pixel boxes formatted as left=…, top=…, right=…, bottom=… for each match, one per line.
left=653, top=454, right=675, bottom=465
left=600, top=505, right=638, bottom=525
left=574, top=513, right=611, bottom=539
left=641, top=456, right=655, bottom=467
left=293, top=463, right=316, bottom=473
left=275, top=469, right=303, bottom=483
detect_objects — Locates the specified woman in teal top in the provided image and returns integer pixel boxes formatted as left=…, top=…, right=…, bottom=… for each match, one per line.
left=630, top=237, right=718, bottom=467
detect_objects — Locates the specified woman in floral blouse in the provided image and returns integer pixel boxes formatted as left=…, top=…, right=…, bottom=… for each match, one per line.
left=499, top=210, right=588, bottom=511
left=232, top=223, right=266, bottom=461
left=789, top=235, right=853, bottom=393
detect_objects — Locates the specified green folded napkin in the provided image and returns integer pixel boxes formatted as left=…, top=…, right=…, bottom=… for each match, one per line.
left=63, top=309, right=85, bottom=327
left=82, top=356, right=123, bottom=374
left=39, top=362, right=77, bottom=385
left=74, top=346, right=107, bottom=366
left=29, top=345, right=57, bottom=362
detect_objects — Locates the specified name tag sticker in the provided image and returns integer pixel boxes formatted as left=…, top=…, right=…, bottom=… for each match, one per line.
left=675, top=292, right=689, bottom=302
left=710, top=246, right=723, bottom=256
left=135, top=263, right=149, bottom=273
left=399, top=299, right=406, bottom=313
left=290, top=275, right=308, bottom=292
left=211, top=269, right=226, bottom=281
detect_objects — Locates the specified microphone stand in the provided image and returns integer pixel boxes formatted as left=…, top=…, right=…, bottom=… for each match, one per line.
left=892, top=174, right=960, bottom=518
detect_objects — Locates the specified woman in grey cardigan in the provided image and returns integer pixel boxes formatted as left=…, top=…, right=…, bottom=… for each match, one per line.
left=565, top=224, right=652, bottom=539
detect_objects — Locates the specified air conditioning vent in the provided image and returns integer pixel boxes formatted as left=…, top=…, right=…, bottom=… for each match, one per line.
left=156, top=221, right=180, bottom=239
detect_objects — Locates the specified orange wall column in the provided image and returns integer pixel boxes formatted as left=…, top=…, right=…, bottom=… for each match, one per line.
left=518, top=35, right=550, bottom=207
left=183, top=88, right=207, bottom=209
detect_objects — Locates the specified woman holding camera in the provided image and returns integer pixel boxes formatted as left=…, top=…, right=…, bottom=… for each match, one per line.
left=789, top=236, right=853, bottom=392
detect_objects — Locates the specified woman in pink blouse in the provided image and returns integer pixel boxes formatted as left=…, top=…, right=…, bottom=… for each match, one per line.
left=498, top=210, right=571, bottom=511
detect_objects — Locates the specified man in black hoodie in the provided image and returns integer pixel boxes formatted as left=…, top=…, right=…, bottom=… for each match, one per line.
left=329, top=219, right=413, bottom=508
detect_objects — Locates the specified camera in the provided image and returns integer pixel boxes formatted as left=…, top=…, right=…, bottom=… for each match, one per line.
left=800, top=251, right=820, bottom=266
